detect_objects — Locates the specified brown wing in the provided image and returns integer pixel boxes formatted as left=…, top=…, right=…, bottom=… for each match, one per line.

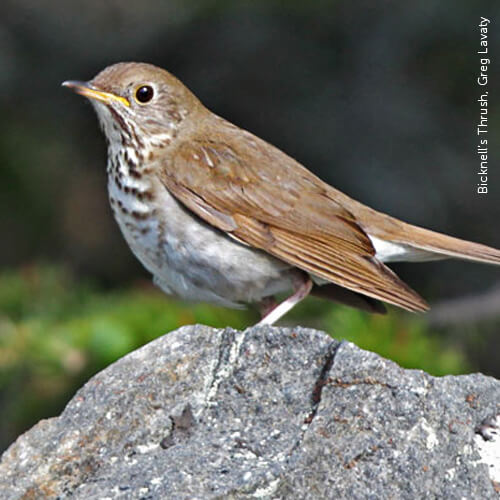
left=158, top=122, right=428, bottom=312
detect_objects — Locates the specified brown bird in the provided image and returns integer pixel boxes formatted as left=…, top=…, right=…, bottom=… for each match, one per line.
left=63, top=62, right=500, bottom=324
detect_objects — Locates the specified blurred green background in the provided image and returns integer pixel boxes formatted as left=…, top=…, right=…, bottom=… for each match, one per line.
left=1, top=1, right=499, bottom=452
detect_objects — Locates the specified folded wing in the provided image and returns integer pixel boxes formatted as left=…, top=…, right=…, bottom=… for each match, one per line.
left=158, top=123, right=429, bottom=312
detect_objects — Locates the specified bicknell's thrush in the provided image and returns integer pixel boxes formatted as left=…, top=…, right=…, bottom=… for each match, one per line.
left=63, top=62, right=500, bottom=324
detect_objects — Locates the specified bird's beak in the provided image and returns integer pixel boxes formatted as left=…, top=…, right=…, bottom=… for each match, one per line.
left=62, top=80, right=130, bottom=107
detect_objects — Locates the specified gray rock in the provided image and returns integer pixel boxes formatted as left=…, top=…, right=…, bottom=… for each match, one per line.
left=1, top=325, right=499, bottom=499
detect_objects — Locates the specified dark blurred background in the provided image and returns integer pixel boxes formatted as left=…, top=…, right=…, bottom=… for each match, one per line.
left=1, top=1, right=499, bottom=451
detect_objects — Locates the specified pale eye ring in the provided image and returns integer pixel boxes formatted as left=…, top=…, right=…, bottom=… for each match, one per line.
left=135, top=85, right=154, bottom=104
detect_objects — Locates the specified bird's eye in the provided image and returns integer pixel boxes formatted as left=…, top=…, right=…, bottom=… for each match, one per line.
left=135, top=85, right=154, bottom=104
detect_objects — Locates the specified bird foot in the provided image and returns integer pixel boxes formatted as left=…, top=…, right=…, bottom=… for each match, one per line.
left=257, top=275, right=313, bottom=326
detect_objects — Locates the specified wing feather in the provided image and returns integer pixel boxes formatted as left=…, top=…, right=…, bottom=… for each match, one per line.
left=158, top=122, right=428, bottom=312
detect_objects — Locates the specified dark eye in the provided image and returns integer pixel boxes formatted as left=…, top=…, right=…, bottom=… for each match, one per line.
left=135, top=85, right=154, bottom=103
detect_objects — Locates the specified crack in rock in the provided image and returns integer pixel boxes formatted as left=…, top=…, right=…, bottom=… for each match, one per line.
left=288, top=339, right=340, bottom=457
left=307, top=341, right=340, bottom=422
left=159, top=404, right=196, bottom=449
left=2, top=326, right=500, bottom=499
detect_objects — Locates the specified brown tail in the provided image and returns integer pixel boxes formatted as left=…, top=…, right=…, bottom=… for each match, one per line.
left=392, top=222, right=500, bottom=265
left=334, top=190, right=500, bottom=265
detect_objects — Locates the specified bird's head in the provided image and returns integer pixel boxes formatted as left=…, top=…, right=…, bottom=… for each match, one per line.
left=63, top=62, right=200, bottom=152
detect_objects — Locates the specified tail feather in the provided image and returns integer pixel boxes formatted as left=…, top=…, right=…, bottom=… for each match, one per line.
left=343, top=196, right=500, bottom=265
left=395, top=223, right=500, bottom=265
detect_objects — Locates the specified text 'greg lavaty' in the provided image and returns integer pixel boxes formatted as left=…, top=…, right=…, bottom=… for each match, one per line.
left=477, top=17, right=489, bottom=194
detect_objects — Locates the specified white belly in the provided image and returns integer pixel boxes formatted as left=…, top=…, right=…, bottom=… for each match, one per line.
left=108, top=175, right=293, bottom=307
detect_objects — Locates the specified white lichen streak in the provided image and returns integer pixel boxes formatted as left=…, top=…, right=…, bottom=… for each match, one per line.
left=421, top=419, right=439, bottom=450
left=137, top=442, right=159, bottom=454
left=473, top=414, right=500, bottom=483
left=445, top=468, right=456, bottom=481
left=252, top=477, right=281, bottom=498
left=205, top=332, right=246, bottom=405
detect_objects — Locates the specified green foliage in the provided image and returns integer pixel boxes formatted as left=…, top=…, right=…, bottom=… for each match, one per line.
left=323, top=308, right=467, bottom=376
left=0, top=264, right=252, bottom=450
left=0, top=264, right=469, bottom=451
left=286, top=297, right=470, bottom=376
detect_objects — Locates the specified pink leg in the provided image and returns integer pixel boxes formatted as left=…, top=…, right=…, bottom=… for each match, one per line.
left=258, top=296, right=278, bottom=318
left=257, top=275, right=313, bottom=326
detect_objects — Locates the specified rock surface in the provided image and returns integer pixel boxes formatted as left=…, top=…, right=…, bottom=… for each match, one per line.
left=1, top=325, right=499, bottom=499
